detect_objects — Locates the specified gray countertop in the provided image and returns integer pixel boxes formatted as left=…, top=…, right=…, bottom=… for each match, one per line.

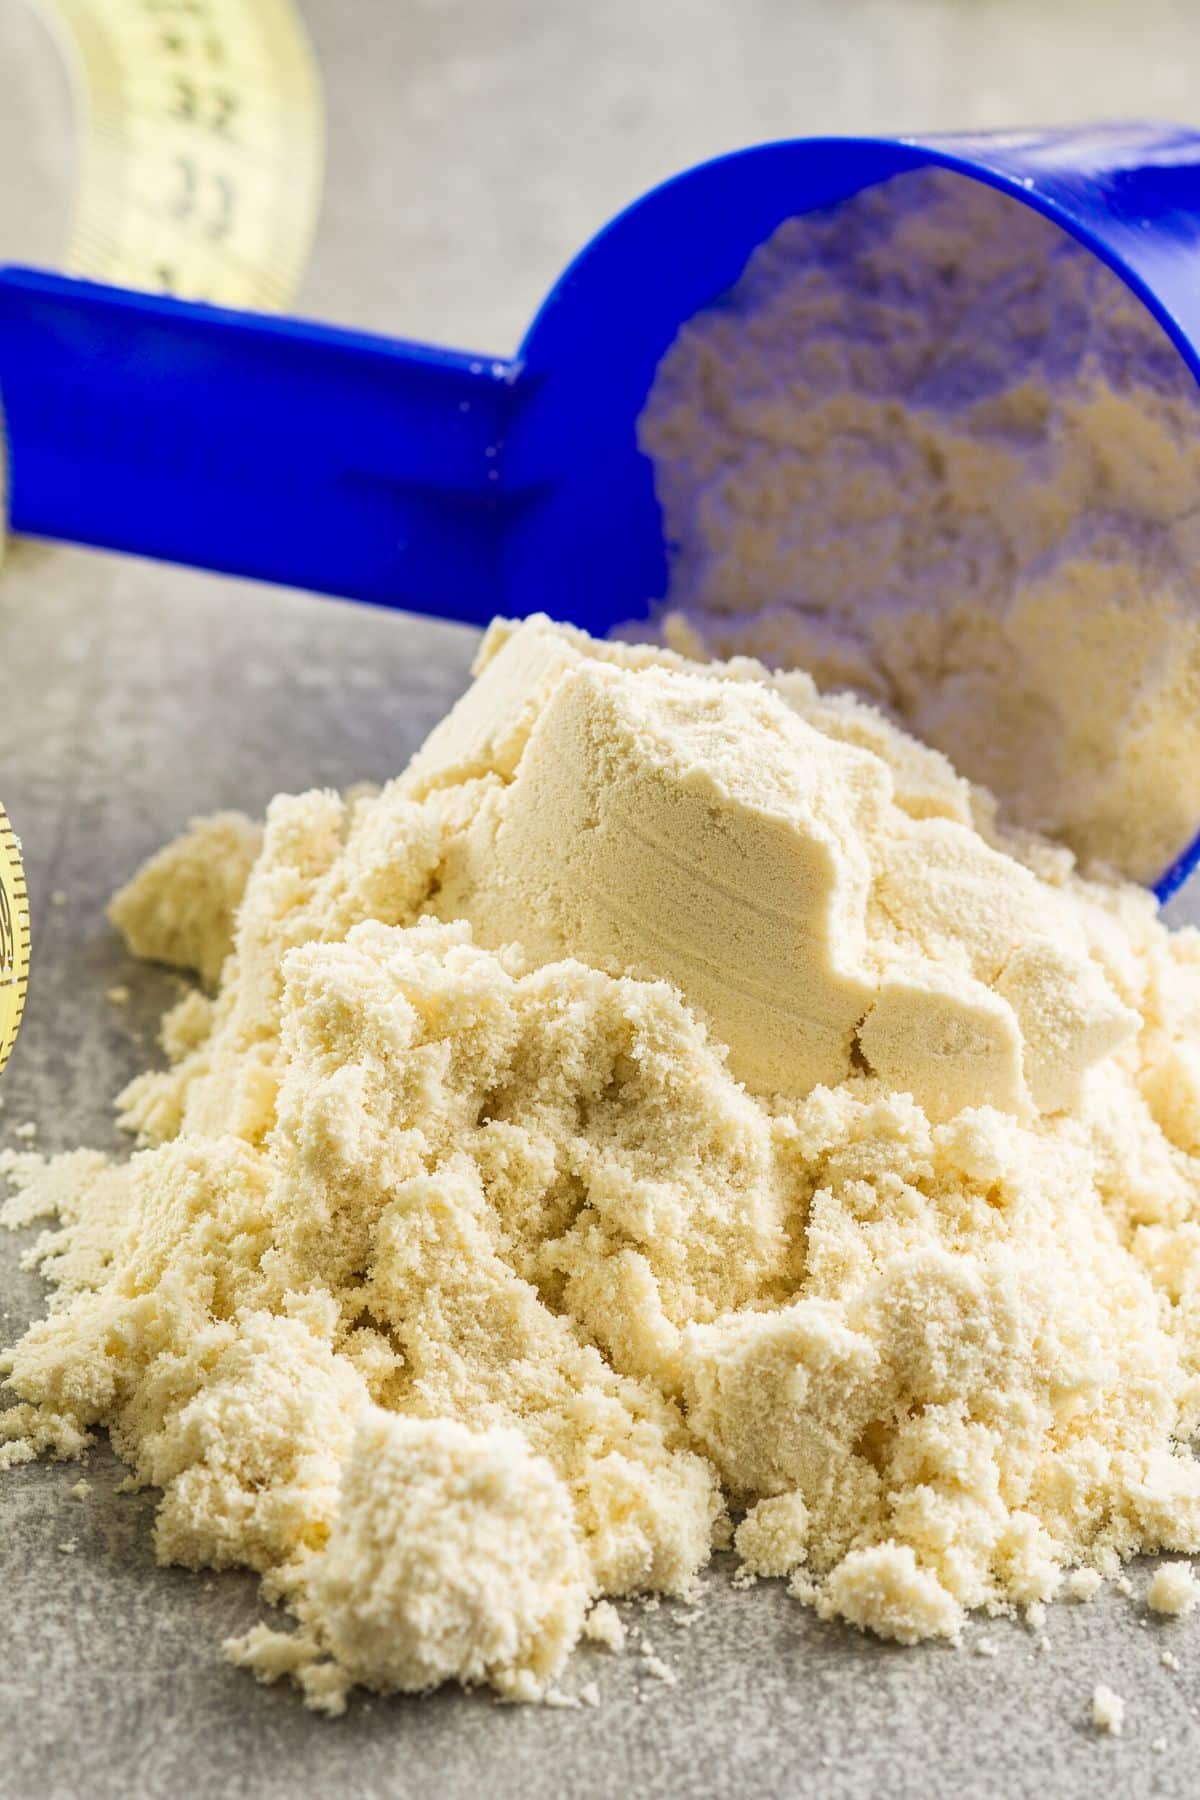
left=3, top=2, right=1200, bottom=1794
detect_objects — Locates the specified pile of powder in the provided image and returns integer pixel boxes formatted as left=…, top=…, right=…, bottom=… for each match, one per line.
left=5, top=615, right=1200, bottom=1710
left=637, top=167, right=1200, bottom=883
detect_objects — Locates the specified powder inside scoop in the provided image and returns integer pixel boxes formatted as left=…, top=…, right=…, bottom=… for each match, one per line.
left=637, top=166, right=1200, bottom=883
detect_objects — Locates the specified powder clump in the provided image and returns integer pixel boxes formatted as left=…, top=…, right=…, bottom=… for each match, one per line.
left=583, top=1600, right=627, bottom=1653
left=5, top=617, right=1200, bottom=1706
left=1147, top=1562, right=1199, bottom=1617
left=1092, top=1683, right=1126, bottom=1736
left=109, top=811, right=263, bottom=987
left=229, top=1412, right=591, bottom=1710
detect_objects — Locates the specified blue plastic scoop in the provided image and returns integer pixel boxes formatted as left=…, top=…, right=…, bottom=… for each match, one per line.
left=3, top=125, right=1200, bottom=896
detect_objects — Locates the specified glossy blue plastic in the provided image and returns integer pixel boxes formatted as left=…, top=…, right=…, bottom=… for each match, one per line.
left=2, top=125, right=1200, bottom=896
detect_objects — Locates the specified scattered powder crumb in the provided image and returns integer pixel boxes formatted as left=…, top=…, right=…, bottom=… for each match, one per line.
left=12, top=1122, right=36, bottom=1141
left=1148, top=1563, right=1200, bottom=1617
left=1162, top=1651, right=1181, bottom=1670
left=1025, top=1602, right=1047, bottom=1631
left=1115, top=1577, right=1135, bottom=1599
left=1035, top=1636, right=1051, bottom=1656
left=105, top=986, right=131, bottom=1007
left=68, top=1478, right=90, bottom=1499
left=639, top=1649, right=677, bottom=1686
left=973, top=1638, right=998, bottom=1659
left=578, top=1682, right=600, bottom=1707
left=5, top=618, right=1200, bottom=1709
left=57, top=1538, right=76, bottom=1555
left=1065, top=1570, right=1105, bottom=1603
left=583, top=1601, right=626, bottom=1654
left=1152, top=1737, right=1168, bottom=1754
left=1091, top=1685, right=1126, bottom=1736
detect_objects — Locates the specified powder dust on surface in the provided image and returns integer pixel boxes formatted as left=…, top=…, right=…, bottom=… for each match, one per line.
left=5, top=614, right=1200, bottom=1711
left=638, top=167, right=1200, bottom=884
left=1091, top=1682, right=1127, bottom=1736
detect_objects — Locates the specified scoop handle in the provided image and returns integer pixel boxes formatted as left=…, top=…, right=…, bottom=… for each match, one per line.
left=0, top=266, right=519, bottom=620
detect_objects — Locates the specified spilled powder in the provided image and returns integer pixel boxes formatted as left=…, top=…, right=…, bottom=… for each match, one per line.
left=5, top=617, right=1200, bottom=1709
left=1092, top=1684, right=1126, bottom=1737
left=583, top=1600, right=626, bottom=1653
left=1064, top=1568, right=1105, bottom=1604
left=1147, top=1562, right=1200, bottom=1617
left=638, top=167, right=1200, bottom=883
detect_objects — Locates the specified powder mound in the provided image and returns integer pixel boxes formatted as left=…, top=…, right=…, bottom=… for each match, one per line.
left=229, top=1411, right=591, bottom=1708
left=638, top=167, right=1200, bottom=883
left=5, top=617, right=1200, bottom=1708
left=817, top=1543, right=963, bottom=1645
left=109, top=811, right=263, bottom=987
left=429, top=623, right=1138, bottom=1120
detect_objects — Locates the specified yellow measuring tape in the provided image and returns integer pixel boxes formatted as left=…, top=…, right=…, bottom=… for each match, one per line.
left=42, top=0, right=325, bottom=308
left=0, top=808, right=30, bottom=1079
left=0, top=0, right=324, bottom=1074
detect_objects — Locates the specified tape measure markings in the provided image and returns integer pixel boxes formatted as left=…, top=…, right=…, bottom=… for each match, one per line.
left=0, top=807, right=31, bottom=1078
left=0, top=1, right=325, bottom=1074
left=39, top=0, right=324, bottom=309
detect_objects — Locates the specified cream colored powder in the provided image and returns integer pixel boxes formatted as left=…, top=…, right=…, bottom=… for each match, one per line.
left=637, top=168, right=1200, bottom=883
left=1092, top=1684, right=1126, bottom=1736
left=734, top=1493, right=810, bottom=1578
left=1064, top=1569, right=1105, bottom=1604
left=1147, top=1562, right=1199, bottom=1617
left=109, top=811, right=264, bottom=987
left=5, top=617, right=1200, bottom=1709
left=229, top=1412, right=591, bottom=1708
left=583, top=1600, right=626, bottom=1652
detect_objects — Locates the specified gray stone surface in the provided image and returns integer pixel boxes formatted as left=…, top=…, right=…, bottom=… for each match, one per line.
left=3, top=0, right=1200, bottom=1794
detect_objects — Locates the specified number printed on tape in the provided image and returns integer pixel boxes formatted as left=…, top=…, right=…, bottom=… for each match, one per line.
left=40, top=0, right=324, bottom=309
left=0, top=807, right=30, bottom=1077
left=1, top=3, right=322, bottom=1066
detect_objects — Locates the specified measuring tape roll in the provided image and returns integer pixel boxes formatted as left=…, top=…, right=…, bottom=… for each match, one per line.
left=40, top=0, right=325, bottom=309
left=0, top=0, right=324, bottom=1076
left=0, top=807, right=30, bottom=1079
